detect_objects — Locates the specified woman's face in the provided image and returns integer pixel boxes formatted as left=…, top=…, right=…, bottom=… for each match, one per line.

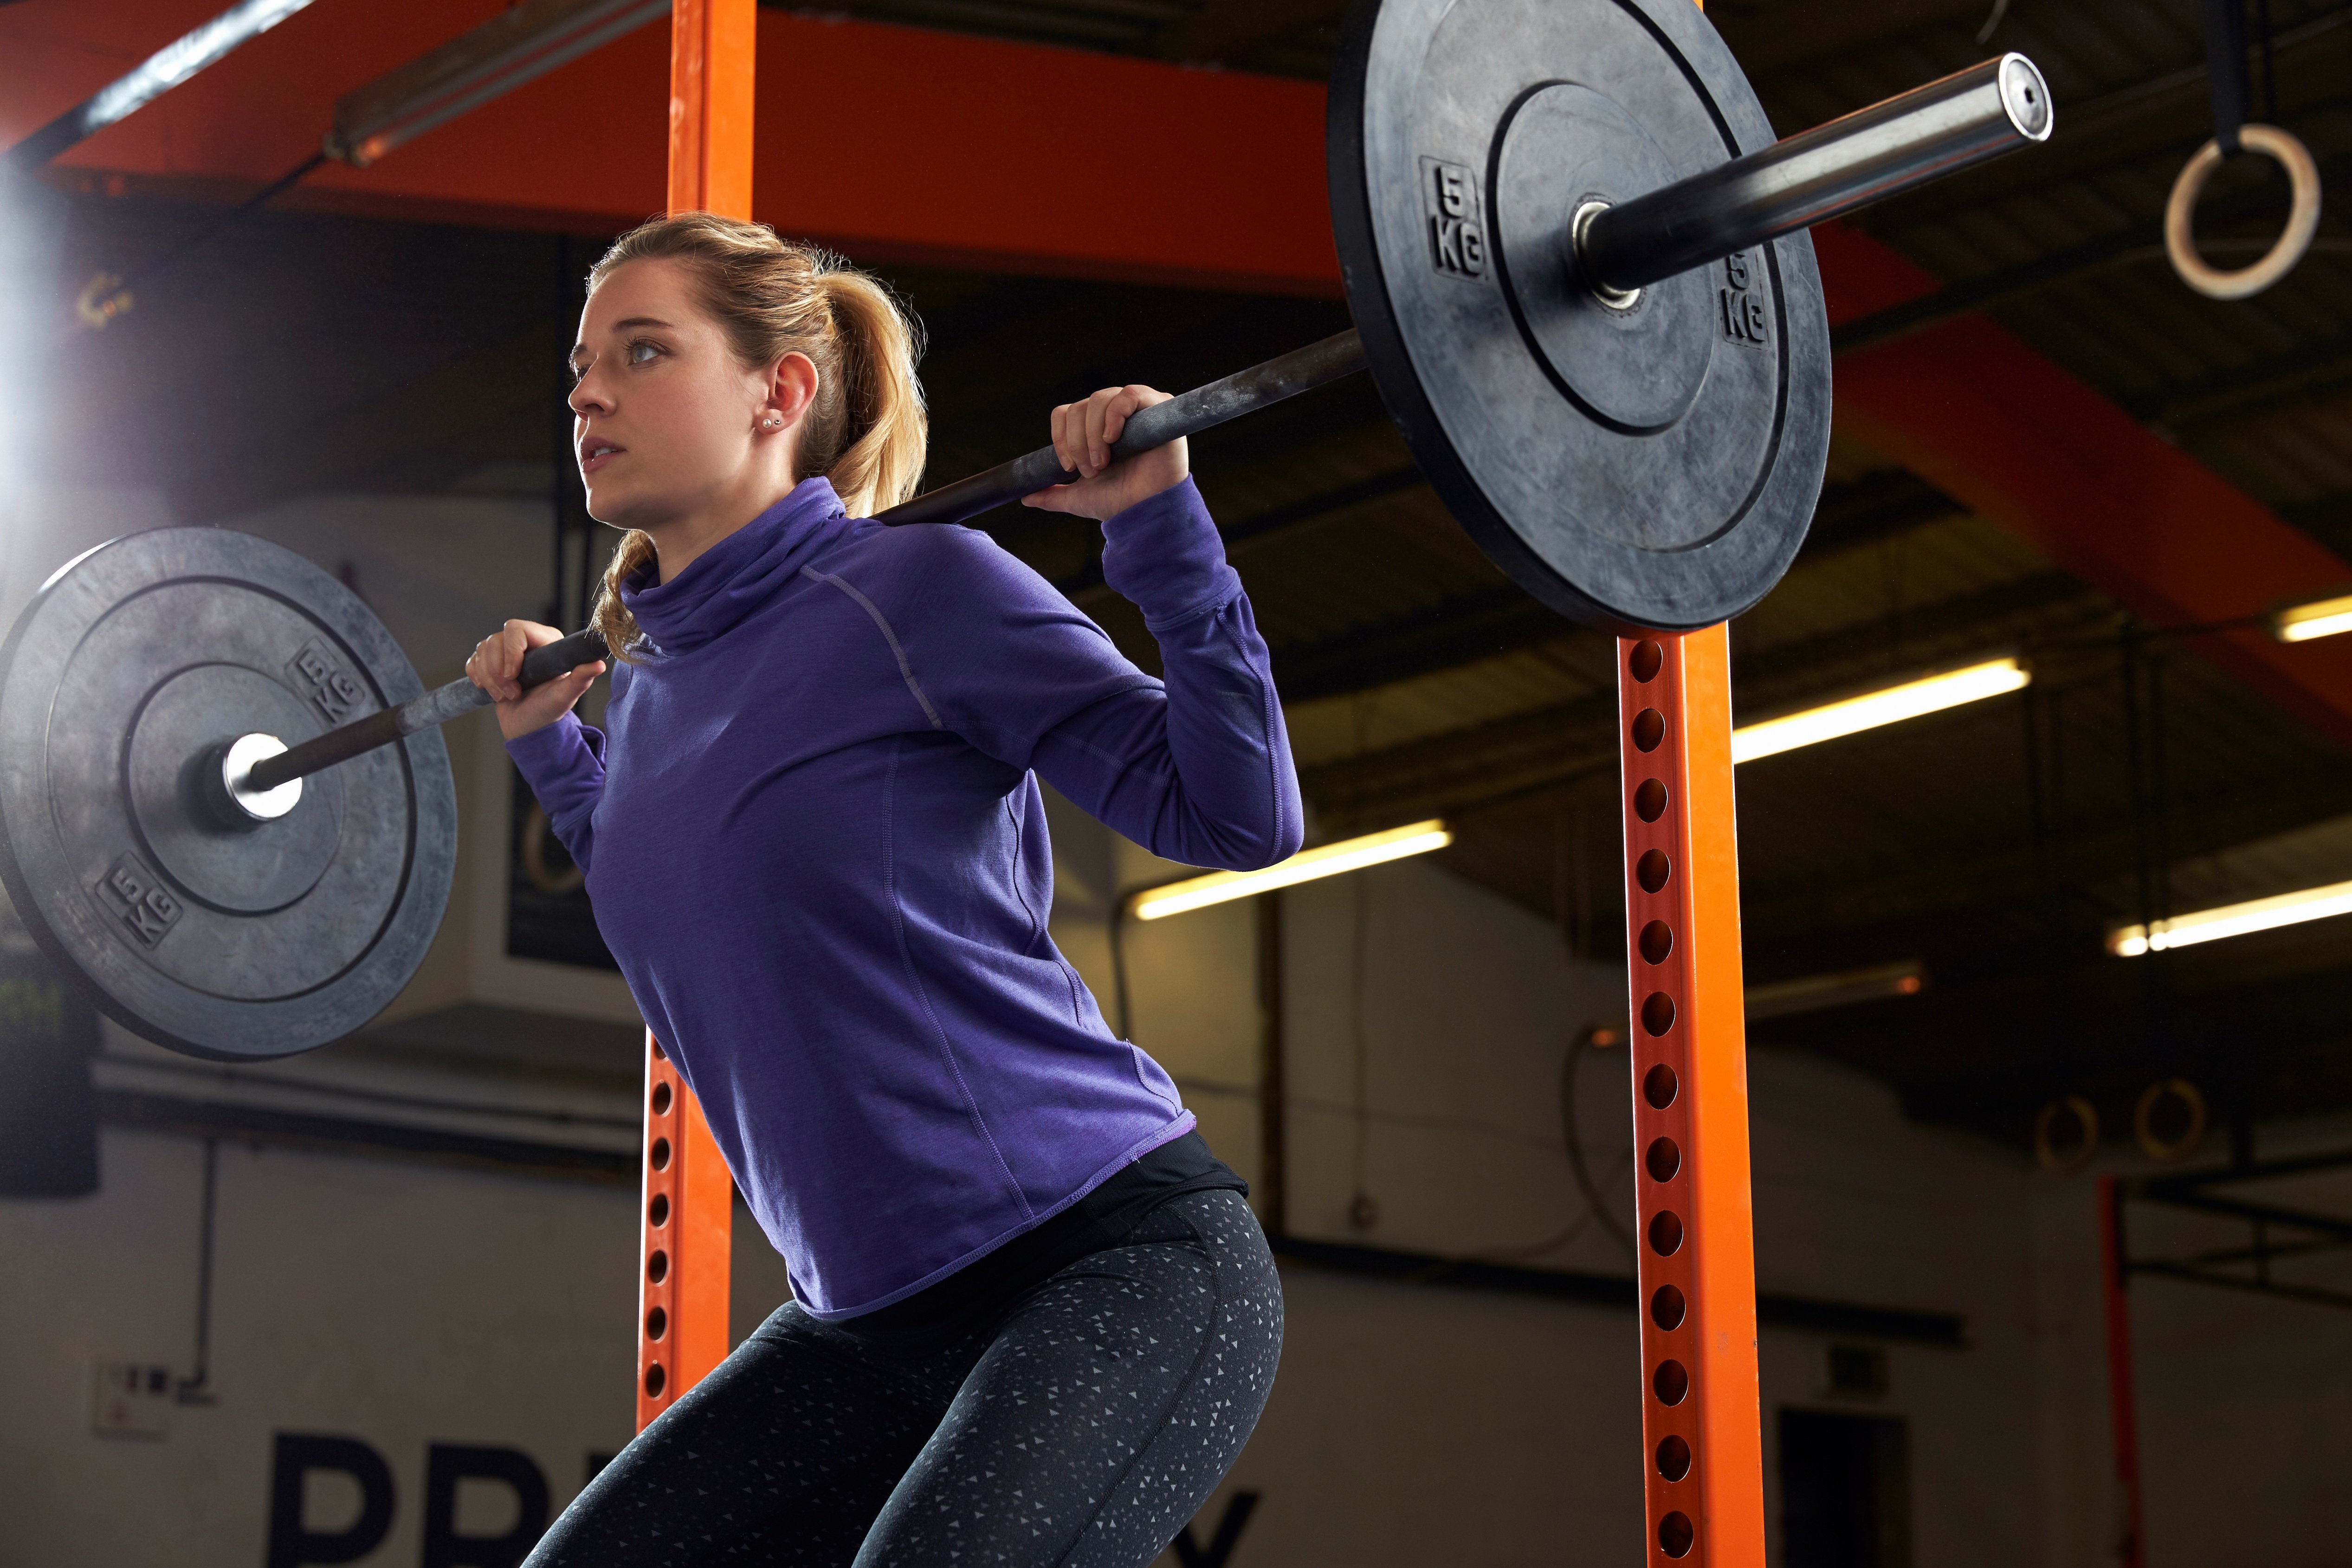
left=568, top=258, right=780, bottom=532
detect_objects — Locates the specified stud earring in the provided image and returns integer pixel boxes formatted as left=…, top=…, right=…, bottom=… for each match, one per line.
left=762, top=414, right=782, bottom=428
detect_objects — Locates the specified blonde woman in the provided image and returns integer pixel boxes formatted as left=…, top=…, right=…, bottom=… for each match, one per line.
left=469, top=213, right=1299, bottom=1566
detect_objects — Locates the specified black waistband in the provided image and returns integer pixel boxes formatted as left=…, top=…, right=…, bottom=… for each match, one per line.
left=840, top=1129, right=1247, bottom=1336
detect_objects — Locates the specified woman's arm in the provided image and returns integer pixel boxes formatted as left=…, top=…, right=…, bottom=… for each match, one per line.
left=469, top=619, right=612, bottom=872
left=506, top=715, right=609, bottom=873
left=1017, top=385, right=1301, bottom=870
left=862, top=387, right=1297, bottom=870
left=1028, top=479, right=1302, bottom=871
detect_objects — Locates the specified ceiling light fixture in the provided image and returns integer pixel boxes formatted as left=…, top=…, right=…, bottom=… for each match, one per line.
left=2108, top=878, right=2352, bottom=956
left=1745, top=959, right=1929, bottom=1019
left=1581, top=959, right=1927, bottom=1043
left=1732, top=656, right=2029, bottom=764
left=1128, top=819, right=1452, bottom=921
left=2271, top=592, right=2352, bottom=644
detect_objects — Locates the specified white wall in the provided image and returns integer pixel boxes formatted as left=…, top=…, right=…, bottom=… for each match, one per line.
left=0, top=1132, right=638, bottom=1565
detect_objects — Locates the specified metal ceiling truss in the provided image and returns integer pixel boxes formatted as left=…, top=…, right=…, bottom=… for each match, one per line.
left=2115, top=1148, right=2352, bottom=1311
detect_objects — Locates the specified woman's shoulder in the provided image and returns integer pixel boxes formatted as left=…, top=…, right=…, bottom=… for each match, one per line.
left=818, top=519, right=1052, bottom=603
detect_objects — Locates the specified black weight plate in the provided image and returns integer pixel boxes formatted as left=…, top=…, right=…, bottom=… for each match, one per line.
left=1329, top=0, right=1832, bottom=632
left=0, top=529, right=455, bottom=1060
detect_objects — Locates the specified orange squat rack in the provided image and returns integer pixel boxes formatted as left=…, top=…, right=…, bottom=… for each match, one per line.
left=637, top=1034, right=734, bottom=1429
left=634, top=0, right=751, bottom=1435
left=1618, top=626, right=1766, bottom=1567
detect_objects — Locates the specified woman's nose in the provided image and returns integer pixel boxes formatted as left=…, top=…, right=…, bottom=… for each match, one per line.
left=569, top=374, right=610, bottom=416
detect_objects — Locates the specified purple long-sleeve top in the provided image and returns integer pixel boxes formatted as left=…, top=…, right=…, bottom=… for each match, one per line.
left=507, top=474, right=1301, bottom=1318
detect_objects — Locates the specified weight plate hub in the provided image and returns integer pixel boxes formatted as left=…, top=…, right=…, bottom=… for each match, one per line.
left=0, top=529, right=455, bottom=1060
left=1330, top=0, right=1832, bottom=632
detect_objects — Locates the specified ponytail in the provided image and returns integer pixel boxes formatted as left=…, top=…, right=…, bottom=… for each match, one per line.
left=584, top=213, right=929, bottom=661
left=813, top=270, right=927, bottom=519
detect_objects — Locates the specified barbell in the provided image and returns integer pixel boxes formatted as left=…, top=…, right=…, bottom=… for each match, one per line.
left=0, top=0, right=2053, bottom=1059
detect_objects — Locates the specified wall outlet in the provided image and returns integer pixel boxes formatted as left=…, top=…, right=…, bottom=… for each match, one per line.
left=91, top=1362, right=174, bottom=1438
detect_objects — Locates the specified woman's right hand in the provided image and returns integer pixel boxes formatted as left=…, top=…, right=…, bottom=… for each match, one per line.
left=467, top=619, right=607, bottom=741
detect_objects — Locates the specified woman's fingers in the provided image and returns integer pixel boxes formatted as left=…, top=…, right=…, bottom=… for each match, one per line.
left=1028, top=385, right=1177, bottom=510
left=1096, top=388, right=1131, bottom=453
left=466, top=620, right=566, bottom=704
left=1082, top=391, right=1111, bottom=470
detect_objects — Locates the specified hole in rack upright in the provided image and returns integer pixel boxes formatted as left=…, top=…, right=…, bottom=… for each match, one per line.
left=1651, top=1284, right=1686, bottom=1329
left=1646, top=1137, right=1681, bottom=1182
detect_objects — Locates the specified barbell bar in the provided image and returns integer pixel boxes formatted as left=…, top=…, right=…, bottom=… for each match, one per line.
left=243, top=52, right=2050, bottom=805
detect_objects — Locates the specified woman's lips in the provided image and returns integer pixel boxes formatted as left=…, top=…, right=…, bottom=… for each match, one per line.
left=580, top=441, right=626, bottom=475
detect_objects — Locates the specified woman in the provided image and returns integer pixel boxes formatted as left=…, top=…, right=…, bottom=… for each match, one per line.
left=468, top=213, right=1301, bottom=1566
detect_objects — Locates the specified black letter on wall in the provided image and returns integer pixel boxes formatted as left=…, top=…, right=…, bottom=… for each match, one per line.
left=266, top=1433, right=396, bottom=1568
left=421, top=1444, right=551, bottom=1568
left=1172, top=1491, right=1260, bottom=1568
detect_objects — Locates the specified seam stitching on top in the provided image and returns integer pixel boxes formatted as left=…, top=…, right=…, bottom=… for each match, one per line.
left=1215, top=601, right=1289, bottom=870
left=881, top=736, right=1032, bottom=1220
left=802, top=565, right=944, bottom=729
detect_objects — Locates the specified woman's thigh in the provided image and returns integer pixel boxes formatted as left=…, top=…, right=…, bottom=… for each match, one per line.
left=524, top=1303, right=960, bottom=1568
left=853, top=1190, right=1283, bottom=1568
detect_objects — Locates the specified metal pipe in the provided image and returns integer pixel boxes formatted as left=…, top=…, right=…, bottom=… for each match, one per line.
left=243, top=628, right=607, bottom=792
left=5, top=0, right=321, bottom=173
left=878, top=329, right=1369, bottom=529
left=230, top=60, right=2056, bottom=796
left=1579, top=54, right=2054, bottom=295
left=242, top=331, right=1366, bottom=791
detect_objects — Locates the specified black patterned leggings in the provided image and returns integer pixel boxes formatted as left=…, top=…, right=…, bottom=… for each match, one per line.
left=525, top=1190, right=1282, bottom=1567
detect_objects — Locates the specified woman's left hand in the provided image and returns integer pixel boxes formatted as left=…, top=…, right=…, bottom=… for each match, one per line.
left=1021, top=385, right=1187, bottom=521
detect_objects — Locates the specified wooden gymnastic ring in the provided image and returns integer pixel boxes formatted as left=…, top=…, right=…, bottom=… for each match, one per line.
left=520, top=801, right=585, bottom=895
left=2033, top=1095, right=2099, bottom=1175
left=2133, top=1078, right=2206, bottom=1162
left=2165, top=125, right=2324, bottom=301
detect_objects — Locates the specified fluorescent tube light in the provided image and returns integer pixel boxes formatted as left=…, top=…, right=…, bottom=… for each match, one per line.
left=1732, top=657, right=2029, bottom=764
left=2272, top=593, right=2352, bottom=644
left=1580, top=959, right=1927, bottom=1044
left=1128, top=820, right=1452, bottom=921
left=2109, top=878, right=2352, bottom=956
left=1745, top=960, right=1928, bottom=1019
left=328, top=0, right=671, bottom=168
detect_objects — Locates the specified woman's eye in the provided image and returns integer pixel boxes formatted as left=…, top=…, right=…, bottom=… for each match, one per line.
left=627, top=341, right=662, bottom=366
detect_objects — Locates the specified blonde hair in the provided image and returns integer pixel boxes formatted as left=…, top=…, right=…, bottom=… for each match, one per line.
left=584, top=213, right=928, bottom=658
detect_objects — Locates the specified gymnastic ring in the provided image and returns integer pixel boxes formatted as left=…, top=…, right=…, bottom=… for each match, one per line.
left=2032, top=1095, right=2100, bottom=1175
left=520, top=801, right=585, bottom=895
left=2164, top=125, right=2324, bottom=301
left=2133, top=1078, right=2207, bottom=1162
left=75, top=271, right=134, bottom=330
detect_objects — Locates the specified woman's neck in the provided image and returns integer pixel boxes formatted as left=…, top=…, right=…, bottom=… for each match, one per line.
left=645, top=472, right=799, bottom=584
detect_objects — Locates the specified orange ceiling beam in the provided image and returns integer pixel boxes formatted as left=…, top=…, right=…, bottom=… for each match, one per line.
left=1815, top=223, right=2352, bottom=751
left=0, top=0, right=1336, bottom=292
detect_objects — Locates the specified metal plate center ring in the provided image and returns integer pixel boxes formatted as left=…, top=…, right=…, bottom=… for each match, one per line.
left=1493, top=82, right=1714, bottom=433
left=125, top=663, right=344, bottom=914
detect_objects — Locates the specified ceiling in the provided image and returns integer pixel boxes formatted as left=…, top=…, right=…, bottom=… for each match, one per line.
left=16, top=0, right=2352, bottom=1149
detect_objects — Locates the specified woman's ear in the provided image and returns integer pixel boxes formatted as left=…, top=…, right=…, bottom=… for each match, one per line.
left=762, top=351, right=821, bottom=431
